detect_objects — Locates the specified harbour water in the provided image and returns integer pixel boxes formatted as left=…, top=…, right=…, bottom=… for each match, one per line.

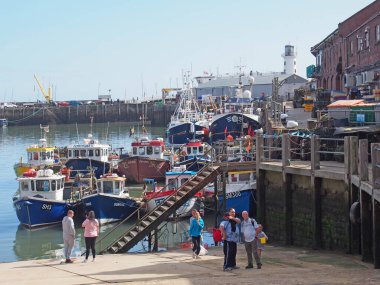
left=0, top=123, right=215, bottom=263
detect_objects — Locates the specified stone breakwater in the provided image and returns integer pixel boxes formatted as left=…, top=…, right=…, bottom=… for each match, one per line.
left=0, top=102, right=177, bottom=127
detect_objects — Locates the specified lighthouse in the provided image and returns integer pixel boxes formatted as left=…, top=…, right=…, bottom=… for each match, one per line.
left=282, top=45, right=297, bottom=75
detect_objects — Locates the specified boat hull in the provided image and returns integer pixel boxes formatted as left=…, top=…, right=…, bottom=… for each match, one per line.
left=210, top=113, right=261, bottom=142
left=82, top=194, right=137, bottom=224
left=167, top=122, right=207, bottom=145
left=13, top=197, right=72, bottom=228
left=218, top=189, right=256, bottom=217
left=65, top=158, right=110, bottom=179
left=117, top=157, right=169, bottom=184
left=145, top=190, right=201, bottom=218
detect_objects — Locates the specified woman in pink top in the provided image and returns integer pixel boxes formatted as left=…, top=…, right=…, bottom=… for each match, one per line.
left=82, top=211, right=99, bottom=262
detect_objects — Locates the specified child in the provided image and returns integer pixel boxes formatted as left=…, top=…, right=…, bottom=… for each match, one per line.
left=256, top=224, right=268, bottom=268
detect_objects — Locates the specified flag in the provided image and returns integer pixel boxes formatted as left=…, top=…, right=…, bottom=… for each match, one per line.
left=251, top=130, right=255, bottom=138
left=203, top=71, right=209, bottom=75
left=247, top=126, right=251, bottom=136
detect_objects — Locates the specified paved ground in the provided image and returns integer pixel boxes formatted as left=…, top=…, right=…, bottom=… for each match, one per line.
left=1, top=244, right=379, bottom=285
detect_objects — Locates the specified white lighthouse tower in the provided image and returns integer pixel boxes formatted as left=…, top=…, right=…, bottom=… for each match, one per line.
left=282, top=45, right=297, bottom=75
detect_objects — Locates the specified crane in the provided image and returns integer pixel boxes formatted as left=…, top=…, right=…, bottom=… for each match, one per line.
left=34, top=74, right=52, bottom=104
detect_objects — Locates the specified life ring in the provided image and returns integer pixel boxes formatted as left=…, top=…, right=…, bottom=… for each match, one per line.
left=349, top=202, right=360, bottom=224
left=23, top=169, right=37, bottom=177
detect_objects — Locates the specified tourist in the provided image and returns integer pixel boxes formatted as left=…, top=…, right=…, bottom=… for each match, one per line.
left=82, top=211, right=99, bottom=262
left=220, top=208, right=241, bottom=271
left=189, top=209, right=204, bottom=259
left=241, top=211, right=261, bottom=269
left=62, top=210, right=76, bottom=264
left=256, top=224, right=268, bottom=266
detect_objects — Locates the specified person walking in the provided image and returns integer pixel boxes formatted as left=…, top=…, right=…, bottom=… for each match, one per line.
left=62, top=210, right=76, bottom=263
left=82, top=211, right=99, bottom=262
left=189, top=209, right=204, bottom=259
left=220, top=208, right=241, bottom=271
left=241, top=211, right=261, bottom=269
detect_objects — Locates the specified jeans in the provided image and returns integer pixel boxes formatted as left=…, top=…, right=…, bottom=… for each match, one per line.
left=63, top=236, right=75, bottom=259
left=85, top=237, right=97, bottom=259
left=192, top=236, right=201, bottom=255
left=244, top=239, right=261, bottom=265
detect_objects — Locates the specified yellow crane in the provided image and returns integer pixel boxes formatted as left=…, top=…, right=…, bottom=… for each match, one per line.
left=34, top=74, right=52, bottom=103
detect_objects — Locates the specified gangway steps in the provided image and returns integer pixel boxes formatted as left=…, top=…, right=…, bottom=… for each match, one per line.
left=106, top=165, right=220, bottom=254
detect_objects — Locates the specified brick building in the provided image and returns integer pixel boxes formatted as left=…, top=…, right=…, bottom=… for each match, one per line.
left=309, top=0, right=380, bottom=98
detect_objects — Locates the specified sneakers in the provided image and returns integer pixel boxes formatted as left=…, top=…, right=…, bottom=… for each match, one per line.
left=82, top=259, right=88, bottom=263
left=232, top=266, right=240, bottom=270
left=92, top=258, right=96, bottom=262
left=223, top=267, right=233, bottom=271
left=245, top=264, right=253, bottom=269
left=257, top=263, right=262, bottom=269
left=195, top=255, right=201, bottom=259
left=65, top=259, right=74, bottom=264
left=192, top=252, right=196, bottom=259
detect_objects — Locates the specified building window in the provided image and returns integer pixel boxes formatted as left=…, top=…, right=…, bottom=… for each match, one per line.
left=376, top=25, right=380, bottom=42
left=365, top=30, right=369, bottom=48
left=357, top=36, right=362, bottom=51
left=350, top=40, right=354, bottom=55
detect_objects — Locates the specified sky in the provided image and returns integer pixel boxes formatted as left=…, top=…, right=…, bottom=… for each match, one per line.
left=0, top=0, right=375, bottom=102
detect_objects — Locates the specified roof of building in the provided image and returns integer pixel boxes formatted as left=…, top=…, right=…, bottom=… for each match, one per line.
left=195, top=73, right=306, bottom=88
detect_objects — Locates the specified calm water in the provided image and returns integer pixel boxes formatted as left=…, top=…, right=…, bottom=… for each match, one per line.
left=0, top=123, right=216, bottom=263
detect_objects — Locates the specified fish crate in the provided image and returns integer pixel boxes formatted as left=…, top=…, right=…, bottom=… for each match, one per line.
left=349, top=105, right=375, bottom=124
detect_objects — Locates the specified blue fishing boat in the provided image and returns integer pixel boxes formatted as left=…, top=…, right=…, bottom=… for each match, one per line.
left=209, top=80, right=261, bottom=143
left=13, top=169, right=73, bottom=228
left=81, top=173, right=138, bottom=224
left=167, top=74, right=209, bottom=146
left=64, top=134, right=115, bottom=178
left=0, top=118, right=8, bottom=127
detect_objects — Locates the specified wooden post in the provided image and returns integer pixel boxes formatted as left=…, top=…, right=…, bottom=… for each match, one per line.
left=284, top=173, right=292, bottom=245
left=153, top=229, right=158, bottom=252
left=361, top=190, right=373, bottom=262
left=358, top=139, right=368, bottom=181
left=344, top=136, right=351, bottom=254
left=349, top=137, right=360, bottom=254
left=350, top=137, right=358, bottom=176
left=311, top=135, right=320, bottom=171
left=222, top=172, right=227, bottom=214
left=214, top=177, right=219, bottom=228
left=371, top=143, right=380, bottom=190
left=282, top=133, right=290, bottom=168
left=373, top=199, right=380, bottom=268
left=256, top=134, right=265, bottom=224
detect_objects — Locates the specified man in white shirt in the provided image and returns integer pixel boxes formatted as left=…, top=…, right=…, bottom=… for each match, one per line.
left=62, top=210, right=76, bottom=263
left=241, top=211, right=261, bottom=269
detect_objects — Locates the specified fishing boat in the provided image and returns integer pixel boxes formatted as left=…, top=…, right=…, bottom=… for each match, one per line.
left=167, top=74, right=209, bottom=146
left=176, top=140, right=212, bottom=171
left=81, top=173, right=138, bottom=224
left=143, top=166, right=203, bottom=218
left=13, top=169, right=75, bottom=228
left=117, top=137, right=170, bottom=184
left=64, top=133, right=114, bottom=179
left=209, top=78, right=261, bottom=143
left=0, top=118, right=8, bottom=127
left=13, top=125, right=60, bottom=177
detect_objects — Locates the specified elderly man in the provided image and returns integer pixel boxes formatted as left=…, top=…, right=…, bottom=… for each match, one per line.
left=220, top=208, right=241, bottom=271
left=241, top=211, right=261, bottom=269
left=62, top=210, right=76, bottom=263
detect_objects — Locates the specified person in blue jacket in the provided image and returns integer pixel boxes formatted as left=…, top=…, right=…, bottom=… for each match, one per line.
left=189, top=209, right=204, bottom=259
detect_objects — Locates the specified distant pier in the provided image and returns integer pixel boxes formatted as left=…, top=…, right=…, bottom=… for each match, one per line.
left=0, top=102, right=176, bottom=127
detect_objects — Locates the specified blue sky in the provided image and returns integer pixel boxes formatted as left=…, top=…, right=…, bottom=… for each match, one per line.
left=0, top=0, right=375, bottom=102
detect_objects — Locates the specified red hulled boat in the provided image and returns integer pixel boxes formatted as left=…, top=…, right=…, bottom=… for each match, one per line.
left=117, top=137, right=170, bottom=183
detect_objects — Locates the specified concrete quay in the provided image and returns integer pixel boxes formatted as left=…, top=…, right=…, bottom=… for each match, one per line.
left=1, top=244, right=379, bottom=285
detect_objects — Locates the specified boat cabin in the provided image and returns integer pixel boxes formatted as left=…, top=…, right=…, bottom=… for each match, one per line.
left=97, top=174, right=127, bottom=196
left=224, top=98, right=254, bottom=114
left=26, top=139, right=57, bottom=166
left=228, top=170, right=256, bottom=185
left=131, top=137, right=165, bottom=159
left=67, top=134, right=111, bottom=162
left=165, top=167, right=196, bottom=190
left=179, top=140, right=207, bottom=158
left=17, top=169, right=66, bottom=201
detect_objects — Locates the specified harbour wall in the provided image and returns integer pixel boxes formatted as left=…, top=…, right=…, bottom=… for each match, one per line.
left=0, top=102, right=177, bottom=127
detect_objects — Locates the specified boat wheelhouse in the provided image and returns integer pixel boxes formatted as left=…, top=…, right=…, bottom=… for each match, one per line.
left=176, top=140, right=211, bottom=171
left=65, top=134, right=113, bottom=178
left=117, top=137, right=170, bottom=183
left=143, top=166, right=203, bottom=218
left=81, top=173, right=137, bottom=224
left=13, top=169, right=72, bottom=228
left=14, top=138, right=59, bottom=177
